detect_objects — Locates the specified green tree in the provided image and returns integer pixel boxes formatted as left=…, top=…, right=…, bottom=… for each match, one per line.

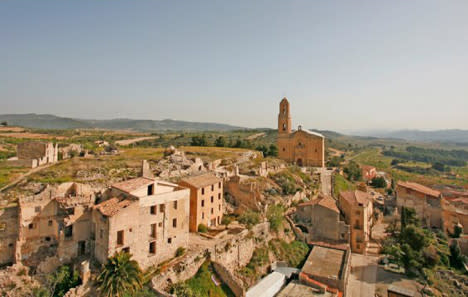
left=191, top=135, right=208, bottom=146
left=214, top=136, right=226, bottom=147
left=238, top=210, right=260, bottom=229
left=256, top=145, right=269, bottom=156
left=97, top=251, right=143, bottom=297
left=343, top=161, right=362, bottom=181
left=370, top=176, right=387, bottom=188
left=268, top=144, right=278, bottom=157
left=400, top=207, right=419, bottom=229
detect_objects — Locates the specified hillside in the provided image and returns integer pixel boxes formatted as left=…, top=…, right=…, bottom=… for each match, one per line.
left=355, top=129, right=468, bottom=144
left=0, top=114, right=245, bottom=132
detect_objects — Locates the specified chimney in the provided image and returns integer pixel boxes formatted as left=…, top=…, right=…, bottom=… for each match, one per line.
left=141, top=160, right=154, bottom=179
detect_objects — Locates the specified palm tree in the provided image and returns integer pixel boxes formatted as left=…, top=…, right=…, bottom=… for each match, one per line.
left=97, top=251, right=143, bottom=297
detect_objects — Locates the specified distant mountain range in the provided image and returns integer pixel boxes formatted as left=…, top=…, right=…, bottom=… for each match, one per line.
left=0, top=114, right=245, bottom=132
left=353, top=129, right=468, bottom=144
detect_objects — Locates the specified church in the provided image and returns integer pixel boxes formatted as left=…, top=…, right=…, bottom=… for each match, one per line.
left=277, top=98, right=325, bottom=167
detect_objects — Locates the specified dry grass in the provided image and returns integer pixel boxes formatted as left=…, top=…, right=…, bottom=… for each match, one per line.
left=0, top=132, right=67, bottom=140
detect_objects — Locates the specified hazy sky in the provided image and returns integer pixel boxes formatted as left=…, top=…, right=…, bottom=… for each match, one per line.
left=1, top=1, right=467, bottom=131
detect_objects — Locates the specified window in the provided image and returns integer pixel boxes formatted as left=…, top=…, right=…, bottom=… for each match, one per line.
left=158, top=222, right=163, bottom=227
left=211, top=196, right=214, bottom=203
left=122, top=247, right=130, bottom=253
left=201, top=200, right=205, bottom=207
left=65, top=225, right=73, bottom=238
left=173, top=201, right=178, bottom=210
left=218, top=193, right=221, bottom=200
left=117, top=230, right=124, bottom=246
left=202, top=212, right=205, bottom=219
left=147, top=184, right=154, bottom=195
left=149, top=241, right=156, bottom=254
left=282, top=147, right=285, bottom=152
left=168, top=238, right=172, bottom=244
left=48, top=220, right=53, bottom=226
left=173, top=218, right=177, bottom=228
left=219, top=205, right=221, bottom=211
left=217, top=217, right=220, bottom=224
left=100, top=229, right=103, bottom=239
left=150, top=205, right=157, bottom=215
left=34, top=206, right=41, bottom=213
left=160, top=204, right=165, bottom=212
left=28, top=223, right=35, bottom=230
left=202, top=188, right=205, bottom=195
left=151, top=224, right=156, bottom=238
left=211, top=208, right=214, bottom=214
left=0, top=222, right=6, bottom=231
left=218, top=182, right=221, bottom=189
left=283, top=123, right=286, bottom=131
left=45, top=236, right=51, bottom=242
left=211, top=185, right=214, bottom=191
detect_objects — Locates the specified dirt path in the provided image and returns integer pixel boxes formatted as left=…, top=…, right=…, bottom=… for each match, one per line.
left=115, top=136, right=158, bottom=146
left=0, top=162, right=55, bottom=193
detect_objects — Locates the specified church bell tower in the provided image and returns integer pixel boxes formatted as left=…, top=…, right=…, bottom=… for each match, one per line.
left=278, top=97, right=292, bottom=134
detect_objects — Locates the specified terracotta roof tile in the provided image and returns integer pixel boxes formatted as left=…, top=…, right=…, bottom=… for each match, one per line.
left=397, top=181, right=441, bottom=197
left=112, top=177, right=154, bottom=193
left=94, top=198, right=134, bottom=217
left=340, top=190, right=371, bottom=207
left=298, top=195, right=340, bottom=214
left=180, top=173, right=221, bottom=188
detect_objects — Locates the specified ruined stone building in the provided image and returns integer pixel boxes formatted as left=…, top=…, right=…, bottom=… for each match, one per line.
left=93, top=176, right=190, bottom=268
left=179, top=173, right=223, bottom=232
left=295, top=195, right=350, bottom=244
left=0, top=161, right=193, bottom=270
left=16, top=182, right=95, bottom=267
left=10, top=141, right=58, bottom=168
left=277, top=98, right=325, bottom=167
left=396, top=181, right=443, bottom=229
left=442, top=199, right=468, bottom=236
left=0, top=206, right=18, bottom=266
left=338, top=190, right=373, bottom=254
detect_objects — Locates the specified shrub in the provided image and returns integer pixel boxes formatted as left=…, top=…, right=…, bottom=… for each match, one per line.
left=267, top=204, right=284, bottom=232
left=238, top=210, right=260, bottom=229
left=198, top=224, right=208, bottom=233
left=176, top=247, right=186, bottom=257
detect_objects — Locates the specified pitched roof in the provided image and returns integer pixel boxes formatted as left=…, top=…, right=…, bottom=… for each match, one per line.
left=298, top=195, right=340, bottom=214
left=340, top=190, right=371, bottom=207
left=397, top=181, right=441, bottom=197
left=112, top=177, right=154, bottom=193
left=292, top=129, right=324, bottom=138
left=180, top=173, right=221, bottom=188
left=94, top=197, right=134, bottom=217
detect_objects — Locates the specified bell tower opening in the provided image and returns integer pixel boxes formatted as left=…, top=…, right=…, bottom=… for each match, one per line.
left=278, top=97, right=292, bottom=134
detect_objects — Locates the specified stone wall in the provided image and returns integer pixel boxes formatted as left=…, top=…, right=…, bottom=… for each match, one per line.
left=212, top=262, right=245, bottom=297
left=0, top=206, right=19, bottom=265
left=151, top=222, right=271, bottom=292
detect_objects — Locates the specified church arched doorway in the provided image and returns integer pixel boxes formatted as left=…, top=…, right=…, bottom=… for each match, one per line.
left=297, top=158, right=303, bottom=166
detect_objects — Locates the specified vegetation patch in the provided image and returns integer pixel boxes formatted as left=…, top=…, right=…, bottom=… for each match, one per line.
left=171, top=261, right=234, bottom=297
left=268, top=239, right=310, bottom=268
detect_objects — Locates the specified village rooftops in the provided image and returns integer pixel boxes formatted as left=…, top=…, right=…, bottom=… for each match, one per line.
left=179, top=173, right=221, bottom=188
left=397, top=181, right=441, bottom=198
left=302, top=245, right=346, bottom=281
left=298, top=195, right=340, bottom=214
left=94, top=197, right=134, bottom=217
left=339, top=190, right=371, bottom=207
left=112, top=177, right=154, bottom=193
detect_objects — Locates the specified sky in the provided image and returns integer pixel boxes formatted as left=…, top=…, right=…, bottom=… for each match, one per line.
left=1, top=1, right=467, bottom=132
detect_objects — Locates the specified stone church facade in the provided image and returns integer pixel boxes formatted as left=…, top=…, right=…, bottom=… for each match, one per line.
left=277, top=98, right=325, bottom=167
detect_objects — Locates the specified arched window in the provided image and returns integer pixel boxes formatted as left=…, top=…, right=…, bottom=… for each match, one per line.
left=282, top=123, right=286, bottom=131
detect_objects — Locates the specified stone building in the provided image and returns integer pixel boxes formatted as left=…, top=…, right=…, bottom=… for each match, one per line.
left=277, top=98, right=325, bottom=167
left=93, top=176, right=190, bottom=268
left=338, top=190, right=373, bottom=254
left=396, top=181, right=443, bottom=229
left=295, top=195, right=350, bottom=244
left=360, top=165, right=377, bottom=181
left=16, top=182, right=95, bottom=267
left=299, top=242, right=350, bottom=296
left=442, top=199, right=468, bottom=236
left=11, top=141, right=58, bottom=168
left=179, top=173, right=223, bottom=232
left=0, top=206, right=18, bottom=266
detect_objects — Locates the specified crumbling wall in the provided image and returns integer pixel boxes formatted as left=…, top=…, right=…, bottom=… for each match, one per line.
left=0, top=206, right=19, bottom=266
left=225, top=176, right=263, bottom=212
left=213, top=262, right=245, bottom=297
